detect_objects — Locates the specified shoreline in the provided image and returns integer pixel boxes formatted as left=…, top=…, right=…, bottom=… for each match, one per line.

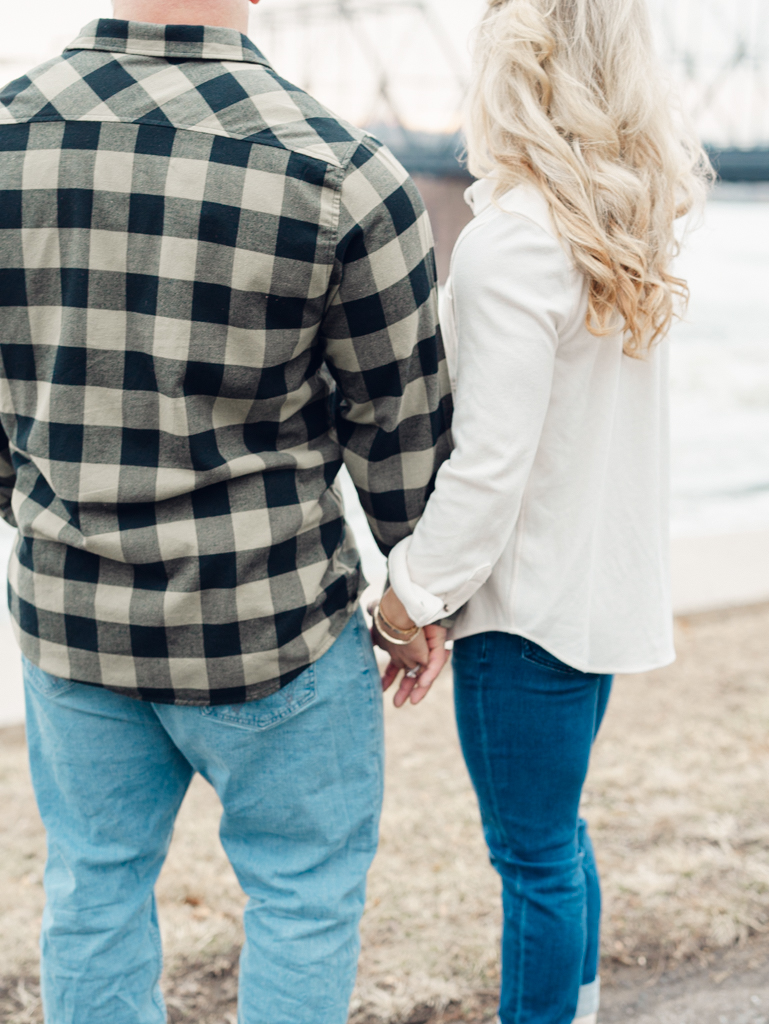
left=671, top=527, right=769, bottom=615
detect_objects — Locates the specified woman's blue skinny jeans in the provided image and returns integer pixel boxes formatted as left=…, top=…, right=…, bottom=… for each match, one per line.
left=453, top=631, right=612, bottom=1024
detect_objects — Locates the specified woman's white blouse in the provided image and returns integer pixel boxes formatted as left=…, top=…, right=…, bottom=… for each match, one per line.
left=388, top=179, right=675, bottom=675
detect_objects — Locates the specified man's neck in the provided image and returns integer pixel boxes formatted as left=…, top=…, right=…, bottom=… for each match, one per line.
left=112, top=0, right=249, bottom=34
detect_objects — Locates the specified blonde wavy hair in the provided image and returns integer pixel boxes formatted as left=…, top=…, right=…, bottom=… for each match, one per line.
left=467, top=0, right=713, bottom=355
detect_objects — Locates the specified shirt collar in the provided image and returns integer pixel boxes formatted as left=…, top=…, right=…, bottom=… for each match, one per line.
left=465, top=177, right=496, bottom=217
left=66, top=18, right=271, bottom=67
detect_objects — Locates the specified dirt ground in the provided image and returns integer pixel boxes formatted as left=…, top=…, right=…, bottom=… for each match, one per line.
left=2, top=602, right=769, bottom=1023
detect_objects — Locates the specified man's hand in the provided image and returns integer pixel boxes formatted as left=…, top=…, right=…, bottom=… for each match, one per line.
left=381, top=623, right=449, bottom=707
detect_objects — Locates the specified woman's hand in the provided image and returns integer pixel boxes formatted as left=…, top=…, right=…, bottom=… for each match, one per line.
left=382, top=623, right=449, bottom=706
left=370, top=588, right=450, bottom=707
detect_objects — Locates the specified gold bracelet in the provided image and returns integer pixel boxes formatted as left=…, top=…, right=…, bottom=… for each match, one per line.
left=374, top=605, right=421, bottom=646
left=377, top=602, right=420, bottom=640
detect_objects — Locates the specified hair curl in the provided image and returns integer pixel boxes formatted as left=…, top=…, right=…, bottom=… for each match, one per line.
left=466, top=0, right=713, bottom=355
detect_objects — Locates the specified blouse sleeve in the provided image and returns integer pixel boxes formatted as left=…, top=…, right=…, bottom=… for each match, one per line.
left=388, top=209, right=578, bottom=625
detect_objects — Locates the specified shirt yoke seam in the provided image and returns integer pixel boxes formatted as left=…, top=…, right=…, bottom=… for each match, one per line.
left=0, top=112, right=360, bottom=172
left=0, top=112, right=356, bottom=258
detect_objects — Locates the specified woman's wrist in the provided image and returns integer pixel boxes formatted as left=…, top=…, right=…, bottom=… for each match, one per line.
left=373, top=605, right=420, bottom=646
left=380, top=587, right=417, bottom=632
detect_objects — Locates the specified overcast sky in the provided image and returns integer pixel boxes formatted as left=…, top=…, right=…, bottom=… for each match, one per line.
left=0, top=1, right=485, bottom=67
left=0, top=0, right=486, bottom=130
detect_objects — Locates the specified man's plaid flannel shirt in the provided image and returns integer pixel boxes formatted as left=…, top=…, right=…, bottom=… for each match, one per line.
left=0, top=20, right=452, bottom=705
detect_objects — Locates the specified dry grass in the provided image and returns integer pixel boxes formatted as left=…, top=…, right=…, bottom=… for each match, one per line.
left=593, top=603, right=769, bottom=968
left=2, top=603, right=769, bottom=1022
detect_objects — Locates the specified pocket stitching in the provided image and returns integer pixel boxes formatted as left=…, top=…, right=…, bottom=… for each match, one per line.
left=201, top=665, right=317, bottom=731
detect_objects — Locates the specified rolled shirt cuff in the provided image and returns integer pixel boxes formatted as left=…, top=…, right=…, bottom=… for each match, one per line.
left=388, top=537, right=446, bottom=627
left=388, top=536, right=493, bottom=628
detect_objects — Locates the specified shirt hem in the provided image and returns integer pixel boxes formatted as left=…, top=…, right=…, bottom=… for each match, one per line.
left=12, top=593, right=364, bottom=707
left=450, top=621, right=676, bottom=677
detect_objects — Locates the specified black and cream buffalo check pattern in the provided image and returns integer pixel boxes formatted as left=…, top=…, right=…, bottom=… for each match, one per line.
left=0, top=20, right=452, bottom=705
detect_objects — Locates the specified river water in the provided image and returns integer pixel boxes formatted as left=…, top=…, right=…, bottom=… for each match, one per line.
left=669, top=189, right=769, bottom=536
left=0, top=189, right=767, bottom=620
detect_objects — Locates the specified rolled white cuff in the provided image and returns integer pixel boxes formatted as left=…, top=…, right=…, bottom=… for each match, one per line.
left=388, top=536, right=493, bottom=627
left=388, top=537, right=446, bottom=627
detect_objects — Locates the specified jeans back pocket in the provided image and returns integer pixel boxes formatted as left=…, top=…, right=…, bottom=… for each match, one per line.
left=200, top=663, right=317, bottom=732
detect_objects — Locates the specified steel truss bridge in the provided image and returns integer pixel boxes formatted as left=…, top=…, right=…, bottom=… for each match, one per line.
left=652, top=0, right=769, bottom=179
left=255, top=0, right=769, bottom=181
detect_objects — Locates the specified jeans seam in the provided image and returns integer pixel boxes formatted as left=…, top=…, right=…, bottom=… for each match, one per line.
left=347, top=607, right=384, bottom=843
left=514, top=882, right=526, bottom=1024
left=353, top=608, right=377, bottom=680
left=474, top=658, right=504, bottom=836
left=458, top=636, right=505, bottom=838
left=150, top=912, right=165, bottom=1017
left=365, top=617, right=386, bottom=822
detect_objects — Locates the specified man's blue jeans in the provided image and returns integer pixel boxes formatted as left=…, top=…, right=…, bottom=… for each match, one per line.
left=453, top=632, right=612, bottom=1024
left=23, top=606, right=384, bottom=1024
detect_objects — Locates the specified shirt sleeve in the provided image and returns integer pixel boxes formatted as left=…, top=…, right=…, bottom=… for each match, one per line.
left=321, top=137, right=453, bottom=555
left=388, top=209, right=577, bottom=625
left=0, top=421, right=17, bottom=528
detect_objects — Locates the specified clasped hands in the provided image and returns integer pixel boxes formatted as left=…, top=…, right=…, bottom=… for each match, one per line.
left=369, top=587, right=449, bottom=707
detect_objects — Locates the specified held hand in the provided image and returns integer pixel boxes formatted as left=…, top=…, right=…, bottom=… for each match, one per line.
left=369, top=587, right=450, bottom=707
left=373, top=622, right=430, bottom=681
left=385, top=623, right=449, bottom=707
